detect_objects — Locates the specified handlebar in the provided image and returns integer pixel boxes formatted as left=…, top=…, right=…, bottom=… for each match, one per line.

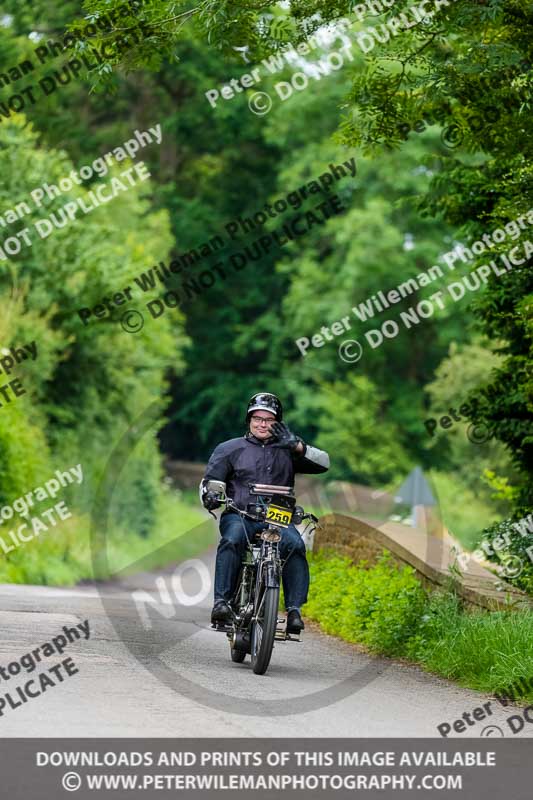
left=203, top=482, right=317, bottom=524
left=219, top=496, right=317, bottom=524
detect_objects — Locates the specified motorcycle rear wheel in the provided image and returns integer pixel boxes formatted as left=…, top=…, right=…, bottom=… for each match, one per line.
left=250, top=586, right=279, bottom=675
left=230, top=648, right=246, bottom=663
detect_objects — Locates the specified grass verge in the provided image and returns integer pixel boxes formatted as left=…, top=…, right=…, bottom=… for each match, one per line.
left=0, top=487, right=212, bottom=585
left=303, top=549, right=533, bottom=703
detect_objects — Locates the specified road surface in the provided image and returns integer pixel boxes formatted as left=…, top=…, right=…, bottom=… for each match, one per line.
left=0, top=548, right=530, bottom=738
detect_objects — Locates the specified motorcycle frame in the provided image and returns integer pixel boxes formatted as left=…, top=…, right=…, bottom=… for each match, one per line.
left=232, top=528, right=281, bottom=635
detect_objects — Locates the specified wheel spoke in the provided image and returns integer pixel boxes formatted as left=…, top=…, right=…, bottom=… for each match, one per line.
left=249, top=585, right=279, bottom=674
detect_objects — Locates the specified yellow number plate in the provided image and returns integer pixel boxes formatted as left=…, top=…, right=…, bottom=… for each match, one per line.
left=266, top=504, right=292, bottom=527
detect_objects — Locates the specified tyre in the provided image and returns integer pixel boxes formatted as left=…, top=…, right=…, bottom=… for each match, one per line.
left=250, top=585, right=279, bottom=675
left=229, top=629, right=249, bottom=663
left=230, top=648, right=246, bottom=663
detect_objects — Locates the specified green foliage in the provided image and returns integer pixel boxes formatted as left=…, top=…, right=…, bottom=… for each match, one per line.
left=482, top=469, right=520, bottom=505
left=305, top=550, right=533, bottom=700
left=477, top=516, right=533, bottom=596
left=304, top=550, right=426, bottom=656
left=0, top=402, right=52, bottom=505
left=313, top=374, right=412, bottom=486
left=423, top=341, right=517, bottom=514
left=424, top=341, right=504, bottom=417
left=322, top=0, right=533, bottom=513
left=407, top=589, right=533, bottom=700
left=0, top=115, right=188, bottom=549
left=0, top=488, right=210, bottom=585
left=100, top=485, right=214, bottom=576
left=428, top=470, right=501, bottom=549
left=0, top=0, right=528, bottom=581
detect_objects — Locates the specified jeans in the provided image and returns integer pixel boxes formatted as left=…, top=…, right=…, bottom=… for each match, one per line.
left=214, top=513, right=309, bottom=610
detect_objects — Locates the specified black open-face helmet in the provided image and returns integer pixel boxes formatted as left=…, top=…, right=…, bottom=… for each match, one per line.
left=246, top=392, right=283, bottom=423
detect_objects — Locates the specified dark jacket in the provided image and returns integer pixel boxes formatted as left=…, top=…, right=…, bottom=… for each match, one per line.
left=203, top=432, right=329, bottom=510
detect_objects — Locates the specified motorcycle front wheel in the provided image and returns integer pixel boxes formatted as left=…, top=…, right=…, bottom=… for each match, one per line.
left=250, top=585, right=279, bottom=675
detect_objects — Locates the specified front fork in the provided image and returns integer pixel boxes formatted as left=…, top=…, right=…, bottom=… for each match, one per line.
left=264, top=556, right=280, bottom=588
left=253, top=541, right=280, bottom=619
left=233, top=541, right=281, bottom=627
left=229, top=541, right=281, bottom=650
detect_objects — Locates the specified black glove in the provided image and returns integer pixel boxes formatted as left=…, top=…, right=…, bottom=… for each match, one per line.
left=203, top=491, right=221, bottom=511
left=270, top=421, right=303, bottom=453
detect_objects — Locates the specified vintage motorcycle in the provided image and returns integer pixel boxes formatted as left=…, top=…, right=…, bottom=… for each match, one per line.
left=205, top=480, right=318, bottom=675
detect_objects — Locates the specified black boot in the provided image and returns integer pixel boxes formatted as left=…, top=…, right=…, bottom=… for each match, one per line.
left=286, top=608, right=304, bottom=634
left=211, top=600, right=232, bottom=624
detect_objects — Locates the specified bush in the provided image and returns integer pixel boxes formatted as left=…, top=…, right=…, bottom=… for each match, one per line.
left=0, top=116, right=189, bottom=553
left=0, top=488, right=210, bottom=585
left=478, top=516, right=533, bottom=595
left=304, top=550, right=426, bottom=656
left=0, top=401, right=53, bottom=505
left=304, top=549, right=533, bottom=701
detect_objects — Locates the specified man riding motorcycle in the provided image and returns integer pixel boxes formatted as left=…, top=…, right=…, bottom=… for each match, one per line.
left=200, top=392, right=330, bottom=635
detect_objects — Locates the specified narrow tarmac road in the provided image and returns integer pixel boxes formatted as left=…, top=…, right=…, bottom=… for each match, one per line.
left=0, top=550, right=530, bottom=739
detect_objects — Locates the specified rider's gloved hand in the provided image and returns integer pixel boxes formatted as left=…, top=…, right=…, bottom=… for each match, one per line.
left=203, top=491, right=221, bottom=511
left=270, top=422, right=304, bottom=453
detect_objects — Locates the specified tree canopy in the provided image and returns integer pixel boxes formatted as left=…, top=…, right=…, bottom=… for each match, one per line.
left=0, top=0, right=530, bottom=566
